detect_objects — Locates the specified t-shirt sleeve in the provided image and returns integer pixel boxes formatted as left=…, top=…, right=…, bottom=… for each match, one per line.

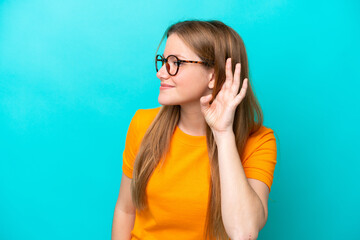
left=242, top=127, right=277, bottom=191
left=122, top=110, right=141, bottom=179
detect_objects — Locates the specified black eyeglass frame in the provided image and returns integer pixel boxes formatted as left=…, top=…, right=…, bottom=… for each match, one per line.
left=155, top=54, right=213, bottom=76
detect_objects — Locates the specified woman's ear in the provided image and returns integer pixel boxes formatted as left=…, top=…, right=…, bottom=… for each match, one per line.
left=208, top=71, right=215, bottom=89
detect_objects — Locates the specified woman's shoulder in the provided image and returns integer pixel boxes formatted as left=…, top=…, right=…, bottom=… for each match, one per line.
left=240, top=125, right=277, bottom=165
left=249, top=125, right=275, bottom=140
left=134, top=106, right=161, bottom=123
left=244, top=125, right=276, bottom=151
left=131, top=106, right=161, bottom=133
left=135, top=106, right=161, bottom=117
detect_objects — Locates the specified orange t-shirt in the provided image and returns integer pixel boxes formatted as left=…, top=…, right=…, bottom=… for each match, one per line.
left=122, top=107, right=277, bottom=240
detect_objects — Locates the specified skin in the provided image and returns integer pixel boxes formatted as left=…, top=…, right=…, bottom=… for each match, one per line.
left=157, top=33, right=215, bottom=136
left=201, top=58, right=269, bottom=240
left=157, top=33, right=270, bottom=240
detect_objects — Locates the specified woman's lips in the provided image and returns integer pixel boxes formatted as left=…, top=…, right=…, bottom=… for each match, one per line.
left=160, top=86, right=174, bottom=90
left=160, top=84, right=174, bottom=90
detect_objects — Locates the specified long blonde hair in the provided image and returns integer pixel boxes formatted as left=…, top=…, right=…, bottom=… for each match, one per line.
left=131, top=20, right=263, bottom=240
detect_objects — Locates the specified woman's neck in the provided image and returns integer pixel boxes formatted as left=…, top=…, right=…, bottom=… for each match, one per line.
left=178, top=103, right=207, bottom=136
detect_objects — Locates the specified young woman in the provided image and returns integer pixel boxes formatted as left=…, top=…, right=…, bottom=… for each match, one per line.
left=112, top=20, right=277, bottom=240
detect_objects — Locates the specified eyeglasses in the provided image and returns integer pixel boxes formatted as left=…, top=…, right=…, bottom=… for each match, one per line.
left=155, top=54, right=212, bottom=76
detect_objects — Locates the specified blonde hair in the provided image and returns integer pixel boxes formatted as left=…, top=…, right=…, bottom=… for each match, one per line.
left=131, top=20, right=263, bottom=240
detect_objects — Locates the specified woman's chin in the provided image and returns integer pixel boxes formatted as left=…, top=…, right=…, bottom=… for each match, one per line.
left=158, top=99, right=179, bottom=106
left=158, top=101, right=176, bottom=106
left=158, top=97, right=177, bottom=106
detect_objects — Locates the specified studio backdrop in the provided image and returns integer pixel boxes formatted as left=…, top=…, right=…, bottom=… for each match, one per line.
left=0, top=0, right=359, bottom=239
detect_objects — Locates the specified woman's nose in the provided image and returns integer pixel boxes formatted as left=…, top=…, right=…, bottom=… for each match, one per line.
left=156, top=64, right=170, bottom=79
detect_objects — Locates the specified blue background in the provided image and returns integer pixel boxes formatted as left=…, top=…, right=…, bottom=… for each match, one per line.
left=1, top=0, right=359, bottom=239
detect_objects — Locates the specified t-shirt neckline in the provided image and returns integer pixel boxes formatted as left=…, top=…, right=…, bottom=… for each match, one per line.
left=174, top=125, right=207, bottom=146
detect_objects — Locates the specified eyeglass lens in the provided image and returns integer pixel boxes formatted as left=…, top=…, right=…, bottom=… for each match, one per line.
left=156, top=55, right=179, bottom=75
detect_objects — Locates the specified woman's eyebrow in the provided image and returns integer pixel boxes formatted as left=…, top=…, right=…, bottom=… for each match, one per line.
left=163, top=53, right=187, bottom=59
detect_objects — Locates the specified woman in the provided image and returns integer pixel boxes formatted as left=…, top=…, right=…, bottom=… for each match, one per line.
left=112, top=20, right=277, bottom=240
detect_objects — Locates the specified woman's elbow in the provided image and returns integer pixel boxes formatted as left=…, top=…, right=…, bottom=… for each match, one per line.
left=231, top=227, right=259, bottom=240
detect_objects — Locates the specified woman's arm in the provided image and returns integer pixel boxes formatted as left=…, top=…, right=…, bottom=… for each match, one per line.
left=199, top=59, right=270, bottom=240
left=214, top=130, right=269, bottom=240
left=111, top=173, right=136, bottom=240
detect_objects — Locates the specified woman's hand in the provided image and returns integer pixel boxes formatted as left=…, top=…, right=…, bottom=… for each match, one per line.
left=200, top=58, right=248, bottom=135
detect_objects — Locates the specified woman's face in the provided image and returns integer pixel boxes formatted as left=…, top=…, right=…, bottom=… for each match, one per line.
left=156, top=33, right=214, bottom=106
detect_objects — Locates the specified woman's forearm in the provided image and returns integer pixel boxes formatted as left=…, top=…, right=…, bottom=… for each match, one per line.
left=213, top=130, right=265, bottom=240
left=111, top=207, right=135, bottom=240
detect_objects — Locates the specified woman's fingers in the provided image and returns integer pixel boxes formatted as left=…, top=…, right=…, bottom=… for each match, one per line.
left=234, top=78, right=248, bottom=105
left=231, top=63, right=241, bottom=96
left=221, top=58, right=247, bottom=107
left=225, top=58, right=242, bottom=93
left=225, top=58, right=233, bottom=89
